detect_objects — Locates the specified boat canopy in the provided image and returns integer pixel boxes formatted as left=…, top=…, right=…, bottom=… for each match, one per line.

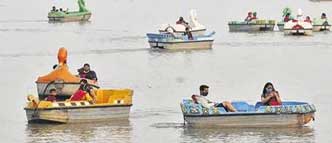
left=36, top=48, right=80, bottom=83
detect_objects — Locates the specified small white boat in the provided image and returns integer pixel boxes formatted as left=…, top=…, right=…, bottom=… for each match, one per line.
left=228, top=20, right=276, bottom=32
left=283, top=9, right=313, bottom=35
left=146, top=32, right=215, bottom=50
left=158, top=9, right=207, bottom=37
left=180, top=99, right=316, bottom=127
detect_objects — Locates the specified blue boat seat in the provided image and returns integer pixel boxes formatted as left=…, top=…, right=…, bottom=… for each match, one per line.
left=231, top=101, right=256, bottom=112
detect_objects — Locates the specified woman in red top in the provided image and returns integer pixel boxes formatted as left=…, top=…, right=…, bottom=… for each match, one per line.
left=261, top=82, right=282, bottom=106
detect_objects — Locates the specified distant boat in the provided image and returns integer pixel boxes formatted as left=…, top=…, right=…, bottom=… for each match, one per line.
left=180, top=99, right=316, bottom=127
left=146, top=31, right=215, bottom=50
left=48, top=0, right=91, bottom=22
left=228, top=20, right=276, bottom=32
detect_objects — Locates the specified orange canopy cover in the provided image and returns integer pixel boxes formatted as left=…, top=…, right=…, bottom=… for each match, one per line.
left=36, top=48, right=80, bottom=83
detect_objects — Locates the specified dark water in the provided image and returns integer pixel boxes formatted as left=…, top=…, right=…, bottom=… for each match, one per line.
left=1, top=0, right=332, bottom=142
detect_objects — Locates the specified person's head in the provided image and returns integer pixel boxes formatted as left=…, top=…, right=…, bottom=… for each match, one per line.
left=83, top=63, right=90, bottom=72
left=53, top=64, right=58, bottom=69
left=248, top=12, right=252, bottom=16
left=321, top=13, right=326, bottom=18
left=286, top=13, right=290, bottom=17
left=253, top=12, right=257, bottom=17
left=306, top=16, right=310, bottom=20
left=60, top=8, right=63, bottom=11
left=49, top=88, right=57, bottom=96
left=52, top=6, right=56, bottom=10
left=262, top=82, right=275, bottom=95
left=199, top=85, right=209, bottom=96
left=179, top=17, right=184, bottom=21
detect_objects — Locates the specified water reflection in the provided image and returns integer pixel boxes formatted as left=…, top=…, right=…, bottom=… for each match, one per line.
left=25, top=120, right=132, bottom=143
left=181, top=126, right=315, bottom=143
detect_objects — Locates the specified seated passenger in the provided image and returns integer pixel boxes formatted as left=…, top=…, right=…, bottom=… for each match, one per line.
left=176, top=17, right=189, bottom=27
left=78, top=63, right=98, bottom=81
left=261, top=82, right=282, bottom=106
left=44, top=88, right=57, bottom=102
left=284, top=13, right=292, bottom=22
left=70, top=79, right=96, bottom=102
left=251, top=12, right=258, bottom=21
left=321, top=13, right=327, bottom=20
left=51, top=6, right=56, bottom=12
left=304, top=16, right=312, bottom=23
left=184, top=27, right=193, bottom=40
left=244, top=12, right=253, bottom=22
left=59, top=8, right=63, bottom=12
left=192, top=85, right=237, bottom=112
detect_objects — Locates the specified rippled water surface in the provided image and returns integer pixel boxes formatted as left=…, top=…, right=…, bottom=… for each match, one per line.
left=1, top=0, right=332, bottom=142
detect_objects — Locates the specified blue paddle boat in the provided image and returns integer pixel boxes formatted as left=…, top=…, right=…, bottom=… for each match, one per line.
left=180, top=99, right=316, bottom=127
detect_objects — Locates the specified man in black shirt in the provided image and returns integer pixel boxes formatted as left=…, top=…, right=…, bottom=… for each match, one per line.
left=78, top=63, right=98, bottom=81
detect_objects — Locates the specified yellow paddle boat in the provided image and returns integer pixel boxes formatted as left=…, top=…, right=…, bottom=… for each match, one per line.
left=24, top=48, right=133, bottom=123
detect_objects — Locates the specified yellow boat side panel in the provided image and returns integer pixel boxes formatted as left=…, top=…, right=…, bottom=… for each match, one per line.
left=95, top=89, right=133, bottom=104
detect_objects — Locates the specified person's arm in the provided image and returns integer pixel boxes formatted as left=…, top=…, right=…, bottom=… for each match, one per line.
left=261, top=94, right=274, bottom=104
left=274, top=91, right=282, bottom=104
left=91, top=71, right=97, bottom=81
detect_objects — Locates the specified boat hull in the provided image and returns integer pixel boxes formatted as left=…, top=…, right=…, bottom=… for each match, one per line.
left=313, top=25, right=331, bottom=32
left=48, top=13, right=91, bottom=22
left=228, top=24, right=275, bottom=32
left=284, top=29, right=313, bottom=36
left=25, top=104, right=131, bottom=123
left=149, top=40, right=213, bottom=50
left=277, top=23, right=284, bottom=31
left=184, top=112, right=314, bottom=127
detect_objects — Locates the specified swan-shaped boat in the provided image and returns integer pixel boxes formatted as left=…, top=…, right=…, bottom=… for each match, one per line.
left=158, top=10, right=207, bottom=37
left=283, top=9, right=313, bottom=35
left=24, top=48, right=133, bottom=123
left=48, top=0, right=91, bottom=22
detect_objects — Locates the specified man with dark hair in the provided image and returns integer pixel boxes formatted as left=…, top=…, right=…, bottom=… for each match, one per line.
left=78, top=63, right=98, bottom=81
left=193, top=84, right=237, bottom=112
left=45, top=88, right=57, bottom=102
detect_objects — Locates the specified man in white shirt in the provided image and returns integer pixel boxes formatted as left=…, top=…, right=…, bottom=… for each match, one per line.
left=193, top=85, right=237, bottom=112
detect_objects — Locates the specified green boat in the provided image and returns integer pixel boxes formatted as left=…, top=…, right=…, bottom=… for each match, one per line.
left=48, top=0, right=91, bottom=22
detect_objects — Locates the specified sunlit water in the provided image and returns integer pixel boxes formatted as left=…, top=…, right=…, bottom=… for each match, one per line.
left=0, top=0, right=332, bottom=142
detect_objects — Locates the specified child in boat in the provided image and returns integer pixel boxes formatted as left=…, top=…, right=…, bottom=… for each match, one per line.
left=192, top=85, right=237, bottom=112
left=45, top=88, right=57, bottom=102
left=70, top=79, right=96, bottom=103
left=261, top=82, right=282, bottom=106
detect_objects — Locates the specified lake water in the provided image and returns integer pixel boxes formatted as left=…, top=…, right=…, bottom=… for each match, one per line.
left=0, top=0, right=332, bottom=142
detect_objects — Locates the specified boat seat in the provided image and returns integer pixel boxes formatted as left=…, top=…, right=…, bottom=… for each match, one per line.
left=232, top=101, right=255, bottom=112
left=182, top=99, right=227, bottom=114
